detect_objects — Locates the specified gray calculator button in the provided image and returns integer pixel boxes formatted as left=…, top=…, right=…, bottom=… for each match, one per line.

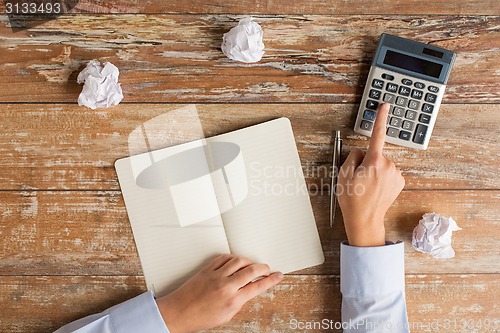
left=366, top=99, right=379, bottom=110
left=395, top=96, right=408, bottom=107
left=399, top=131, right=412, bottom=141
left=428, top=85, right=439, bottom=93
left=425, top=93, right=437, bottom=103
left=382, top=73, right=394, bottom=80
left=419, top=113, right=431, bottom=124
left=386, top=83, right=398, bottom=93
left=360, top=120, right=373, bottom=131
left=369, top=89, right=381, bottom=99
left=387, top=127, right=399, bottom=137
left=383, top=93, right=396, bottom=103
left=363, top=110, right=377, bottom=121
left=402, top=120, right=415, bottom=131
left=413, top=124, right=428, bottom=144
left=372, top=79, right=384, bottom=89
left=422, top=103, right=434, bottom=113
left=405, top=110, right=417, bottom=120
left=411, top=89, right=423, bottom=100
left=390, top=117, right=402, bottom=128
left=401, top=78, right=413, bottom=86
left=414, top=82, right=425, bottom=89
left=393, top=106, right=405, bottom=117
left=408, top=100, right=420, bottom=110
left=399, top=86, right=411, bottom=96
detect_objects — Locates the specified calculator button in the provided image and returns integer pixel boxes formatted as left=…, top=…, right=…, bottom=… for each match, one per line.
left=402, top=120, right=415, bottom=131
left=363, top=110, right=377, bottom=121
left=383, top=93, right=396, bottom=103
left=399, top=131, right=412, bottom=141
left=381, top=73, right=394, bottom=80
left=369, top=89, right=382, bottom=100
left=411, top=89, right=423, bottom=100
left=372, top=79, right=384, bottom=89
left=428, top=85, right=439, bottom=93
left=387, top=127, right=399, bottom=137
left=422, top=103, right=434, bottom=113
left=405, top=110, right=417, bottom=120
left=413, top=124, right=428, bottom=144
left=360, top=120, right=373, bottom=131
left=408, top=100, right=420, bottom=110
left=366, top=100, right=379, bottom=110
left=399, top=86, right=411, bottom=96
left=419, top=113, right=431, bottom=124
left=401, top=78, right=413, bottom=86
left=393, top=106, right=405, bottom=117
left=425, top=93, right=437, bottom=103
left=414, top=82, right=425, bottom=89
left=390, top=117, right=402, bottom=128
left=386, top=83, right=398, bottom=93
left=395, top=96, right=408, bottom=107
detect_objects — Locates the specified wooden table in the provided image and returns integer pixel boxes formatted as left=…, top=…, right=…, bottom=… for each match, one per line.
left=1, top=1, right=499, bottom=332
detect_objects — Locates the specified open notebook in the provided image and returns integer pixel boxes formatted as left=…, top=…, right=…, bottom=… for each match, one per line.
left=115, top=117, right=324, bottom=297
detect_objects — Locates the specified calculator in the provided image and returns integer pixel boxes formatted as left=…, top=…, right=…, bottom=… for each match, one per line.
left=354, top=34, right=456, bottom=150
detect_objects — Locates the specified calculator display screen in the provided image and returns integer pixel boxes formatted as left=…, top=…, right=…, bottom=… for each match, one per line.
left=383, top=50, right=443, bottom=78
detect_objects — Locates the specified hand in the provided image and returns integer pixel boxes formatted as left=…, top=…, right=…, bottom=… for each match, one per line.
left=155, top=254, right=284, bottom=333
left=337, top=103, right=405, bottom=247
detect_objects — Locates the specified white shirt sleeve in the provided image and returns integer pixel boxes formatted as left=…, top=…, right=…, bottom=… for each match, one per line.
left=340, top=241, right=409, bottom=333
left=54, top=291, right=170, bottom=333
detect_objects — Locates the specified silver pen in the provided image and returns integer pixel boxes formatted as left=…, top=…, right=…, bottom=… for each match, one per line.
left=330, top=130, right=342, bottom=227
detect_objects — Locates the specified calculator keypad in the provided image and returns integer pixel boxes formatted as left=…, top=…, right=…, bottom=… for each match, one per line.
left=357, top=69, right=445, bottom=149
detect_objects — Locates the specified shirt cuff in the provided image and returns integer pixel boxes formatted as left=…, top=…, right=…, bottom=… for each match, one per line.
left=340, top=241, right=405, bottom=298
left=107, top=291, right=170, bottom=333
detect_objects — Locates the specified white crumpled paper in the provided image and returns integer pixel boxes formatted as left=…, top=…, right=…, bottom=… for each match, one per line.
left=221, top=17, right=265, bottom=63
left=412, top=212, right=461, bottom=259
left=77, top=60, right=123, bottom=109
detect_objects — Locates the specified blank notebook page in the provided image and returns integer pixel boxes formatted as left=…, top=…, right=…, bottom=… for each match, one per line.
left=211, top=118, right=325, bottom=274
left=115, top=140, right=230, bottom=297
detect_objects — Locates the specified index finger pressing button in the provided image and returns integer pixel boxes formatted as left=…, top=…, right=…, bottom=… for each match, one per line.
left=367, top=103, right=390, bottom=156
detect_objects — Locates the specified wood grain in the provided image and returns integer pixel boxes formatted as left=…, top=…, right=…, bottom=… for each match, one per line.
left=1, top=0, right=499, bottom=15
left=1, top=15, right=499, bottom=103
left=1, top=190, right=498, bottom=276
left=1, top=274, right=498, bottom=333
left=0, top=104, right=498, bottom=191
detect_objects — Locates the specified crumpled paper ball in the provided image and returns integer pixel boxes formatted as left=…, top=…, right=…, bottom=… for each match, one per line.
left=412, top=212, right=462, bottom=259
left=77, top=60, right=123, bottom=109
left=221, top=17, right=265, bottom=63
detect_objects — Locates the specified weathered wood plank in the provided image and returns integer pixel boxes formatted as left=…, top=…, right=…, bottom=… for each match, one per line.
left=1, top=274, right=498, bottom=333
left=0, top=191, right=141, bottom=276
left=0, top=104, right=498, bottom=190
left=0, top=15, right=498, bottom=103
left=0, top=275, right=146, bottom=333
left=1, top=0, right=499, bottom=15
left=1, top=190, right=498, bottom=275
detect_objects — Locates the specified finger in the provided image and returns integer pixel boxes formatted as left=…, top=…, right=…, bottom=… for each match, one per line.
left=205, top=254, right=235, bottom=271
left=218, top=256, right=255, bottom=276
left=338, top=148, right=365, bottom=180
left=367, top=103, right=390, bottom=157
left=230, top=263, right=271, bottom=287
left=238, top=272, right=284, bottom=302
